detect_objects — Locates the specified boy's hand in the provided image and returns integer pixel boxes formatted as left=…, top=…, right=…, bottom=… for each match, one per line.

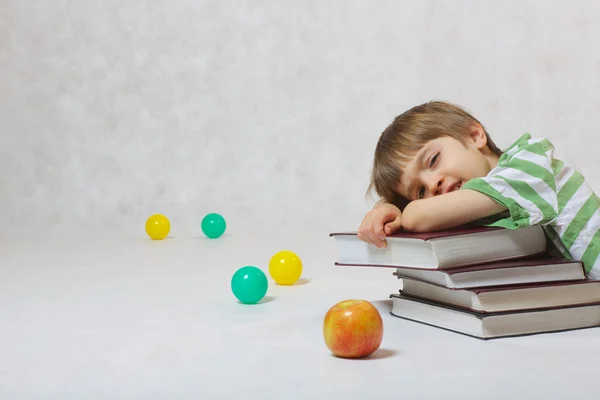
left=357, top=203, right=402, bottom=248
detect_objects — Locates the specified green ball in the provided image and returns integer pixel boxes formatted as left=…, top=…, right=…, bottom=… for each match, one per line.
left=231, top=266, right=268, bottom=304
left=201, top=213, right=226, bottom=238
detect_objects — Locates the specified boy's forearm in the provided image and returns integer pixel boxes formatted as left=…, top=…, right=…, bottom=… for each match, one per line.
left=401, top=189, right=507, bottom=232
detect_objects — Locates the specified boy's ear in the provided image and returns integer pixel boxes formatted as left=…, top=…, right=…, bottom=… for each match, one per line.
left=468, top=124, right=488, bottom=149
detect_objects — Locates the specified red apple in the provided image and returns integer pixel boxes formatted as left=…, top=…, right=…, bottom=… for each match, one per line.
left=323, top=299, right=383, bottom=359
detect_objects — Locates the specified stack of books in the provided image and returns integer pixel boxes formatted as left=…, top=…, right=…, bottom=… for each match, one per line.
left=330, top=224, right=600, bottom=340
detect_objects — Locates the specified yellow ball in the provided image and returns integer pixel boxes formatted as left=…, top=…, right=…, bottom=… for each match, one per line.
left=145, top=214, right=170, bottom=240
left=269, top=250, right=302, bottom=285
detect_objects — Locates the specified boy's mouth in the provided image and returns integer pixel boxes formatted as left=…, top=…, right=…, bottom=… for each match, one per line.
left=447, top=181, right=462, bottom=193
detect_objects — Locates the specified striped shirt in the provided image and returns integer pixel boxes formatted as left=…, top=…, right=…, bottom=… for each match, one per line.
left=462, top=133, right=600, bottom=279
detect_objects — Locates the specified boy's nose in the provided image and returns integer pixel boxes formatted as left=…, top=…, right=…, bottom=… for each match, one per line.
left=429, top=178, right=443, bottom=196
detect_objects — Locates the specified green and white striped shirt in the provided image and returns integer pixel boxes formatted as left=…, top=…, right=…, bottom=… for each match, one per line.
left=462, top=133, right=600, bottom=279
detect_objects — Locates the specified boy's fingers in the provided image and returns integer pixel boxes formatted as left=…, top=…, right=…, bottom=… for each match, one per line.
left=357, top=220, right=375, bottom=245
left=357, top=232, right=372, bottom=245
left=384, top=217, right=402, bottom=234
left=362, top=227, right=378, bottom=246
left=361, top=232, right=381, bottom=247
left=373, top=219, right=386, bottom=241
left=370, top=222, right=386, bottom=248
left=359, top=224, right=382, bottom=248
left=357, top=210, right=397, bottom=248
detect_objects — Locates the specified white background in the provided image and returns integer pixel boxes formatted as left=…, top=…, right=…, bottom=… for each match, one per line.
left=2, top=1, right=600, bottom=399
left=2, top=0, right=600, bottom=235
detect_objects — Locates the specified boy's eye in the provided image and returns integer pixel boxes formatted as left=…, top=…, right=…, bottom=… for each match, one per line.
left=430, top=153, right=439, bottom=167
left=418, top=187, right=425, bottom=199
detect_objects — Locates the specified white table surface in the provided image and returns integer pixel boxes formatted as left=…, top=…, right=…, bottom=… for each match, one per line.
left=1, top=227, right=599, bottom=399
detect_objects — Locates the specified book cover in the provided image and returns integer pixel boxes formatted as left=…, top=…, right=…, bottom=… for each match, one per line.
left=329, top=224, right=504, bottom=241
left=389, top=293, right=600, bottom=340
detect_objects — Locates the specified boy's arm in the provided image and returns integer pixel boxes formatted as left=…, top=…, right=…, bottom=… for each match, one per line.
left=401, top=189, right=507, bottom=232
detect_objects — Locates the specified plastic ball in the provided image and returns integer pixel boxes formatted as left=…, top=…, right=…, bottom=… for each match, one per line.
left=231, top=266, right=268, bottom=304
left=145, top=214, right=170, bottom=240
left=269, top=250, right=303, bottom=285
left=201, top=213, right=226, bottom=238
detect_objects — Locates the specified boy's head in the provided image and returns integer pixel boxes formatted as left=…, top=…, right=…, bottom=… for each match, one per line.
left=367, top=101, right=503, bottom=209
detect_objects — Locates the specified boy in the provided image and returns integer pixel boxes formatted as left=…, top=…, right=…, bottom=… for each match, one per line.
left=358, top=101, right=600, bottom=279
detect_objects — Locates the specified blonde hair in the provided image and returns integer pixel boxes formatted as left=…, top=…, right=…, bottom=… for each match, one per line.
left=367, top=101, right=503, bottom=209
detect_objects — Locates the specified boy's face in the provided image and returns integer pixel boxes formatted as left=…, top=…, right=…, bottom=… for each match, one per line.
left=396, top=132, right=497, bottom=201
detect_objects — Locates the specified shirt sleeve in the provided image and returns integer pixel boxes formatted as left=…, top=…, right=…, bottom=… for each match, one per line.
left=461, top=135, right=559, bottom=229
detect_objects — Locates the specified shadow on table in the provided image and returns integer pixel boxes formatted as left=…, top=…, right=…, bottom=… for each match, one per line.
left=366, top=348, right=400, bottom=360
left=293, top=278, right=311, bottom=286
left=237, top=296, right=276, bottom=305
left=370, top=299, right=392, bottom=312
left=331, top=348, right=400, bottom=360
left=258, top=296, right=276, bottom=304
left=271, top=278, right=312, bottom=286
